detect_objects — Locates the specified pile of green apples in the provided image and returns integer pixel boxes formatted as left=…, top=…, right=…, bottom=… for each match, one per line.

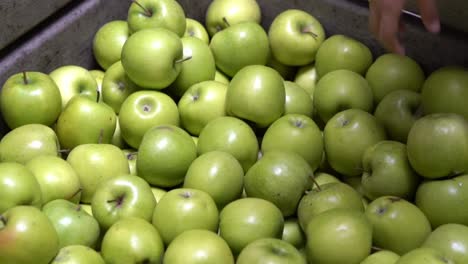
left=1, top=0, right=468, bottom=263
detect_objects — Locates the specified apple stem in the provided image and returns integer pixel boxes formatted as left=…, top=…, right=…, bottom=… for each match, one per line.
left=371, top=246, right=385, bottom=252
left=301, top=27, right=318, bottom=38
left=67, top=188, right=83, bottom=201
left=132, top=0, right=152, bottom=17
left=98, top=129, right=104, bottom=144
left=58, top=149, right=71, bottom=154
left=175, top=56, right=192, bottom=64
left=310, top=175, right=322, bottom=191
left=96, top=90, right=101, bottom=103
left=22, top=71, right=29, bottom=85
left=222, top=17, right=231, bottom=27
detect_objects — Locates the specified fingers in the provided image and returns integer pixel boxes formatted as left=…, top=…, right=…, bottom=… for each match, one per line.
left=416, top=0, right=440, bottom=33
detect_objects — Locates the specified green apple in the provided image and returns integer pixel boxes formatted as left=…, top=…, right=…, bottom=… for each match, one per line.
left=119, top=90, right=179, bottom=149
left=365, top=53, right=425, bottom=104
left=56, top=95, right=117, bottom=149
left=305, top=208, right=372, bottom=264
left=152, top=188, right=219, bottom=245
left=423, top=223, right=468, bottom=264
left=0, top=71, right=62, bottom=129
left=314, top=69, right=374, bottom=123
left=361, top=140, right=420, bottom=201
left=111, top=116, right=127, bottom=149
left=323, top=108, right=386, bottom=177
left=91, top=174, right=156, bottom=231
left=283, top=81, right=314, bottom=117
left=184, top=18, right=209, bottom=44
left=121, top=28, right=183, bottom=89
left=151, top=187, right=167, bottom=203
left=225, top=65, right=285, bottom=127
left=294, top=64, right=318, bottom=98
left=89, top=70, right=105, bottom=102
left=92, top=20, right=130, bottom=70
left=281, top=218, right=306, bottom=249
left=66, top=143, right=130, bottom=203
left=366, top=196, right=432, bottom=255
left=215, top=69, right=230, bottom=84
left=49, top=65, right=98, bottom=109
left=421, top=66, right=468, bottom=120
left=178, top=80, right=227, bottom=136
left=122, top=149, right=137, bottom=175
left=101, top=217, right=164, bottom=264
left=80, top=204, right=93, bottom=216
left=395, top=248, right=453, bottom=264
left=219, top=197, right=284, bottom=255
left=361, top=250, right=400, bottom=264
left=236, top=238, right=306, bottom=264
left=137, top=125, right=197, bottom=187
left=0, top=124, right=60, bottom=164
left=205, top=0, right=261, bottom=36
left=101, top=60, right=141, bottom=114
left=415, top=174, right=468, bottom=228
left=268, top=9, right=325, bottom=66
left=311, top=172, right=341, bottom=190
left=374, top=89, right=422, bottom=143
left=26, top=155, right=81, bottom=204
left=407, top=113, right=468, bottom=179
left=127, top=0, right=186, bottom=36
left=164, top=229, right=235, bottom=264
left=51, top=245, right=105, bottom=264
left=42, top=199, right=100, bottom=249
left=0, top=206, right=59, bottom=264
left=315, top=34, right=373, bottom=78
left=210, top=22, right=270, bottom=77
left=197, top=116, right=259, bottom=172
left=183, top=151, right=244, bottom=209
left=169, top=37, right=216, bottom=97
left=0, top=162, right=42, bottom=214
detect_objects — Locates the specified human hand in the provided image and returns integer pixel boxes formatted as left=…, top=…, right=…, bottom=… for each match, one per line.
left=369, top=0, right=440, bottom=55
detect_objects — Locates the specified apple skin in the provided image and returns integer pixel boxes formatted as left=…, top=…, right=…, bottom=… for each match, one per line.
left=361, top=250, right=400, bottom=264
left=406, top=113, right=468, bottom=179
left=0, top=206, right=59, bottom=264
left=284, top=81, right=314, bottom=117
left=374, top=89, right=422, bottom=143
left=315, top=34, right=373, bottom=78
left=205, top=0, right=261, bottom=36
left=151, top=187, right=167, bottom=203
left=268, top=9, right=325, bottom=66
left=236, top=238, right=306, bottom=264
left=422, top=223, right=468, bottom=264
left=215, top=69, right=230, bottom=84
left=305, top=208, right=372, bottom=264
left=163, top=229, right=235, bottom=264
left=50, top=245, right=105, bottom=264
left=127, top=0, right=186, bottom=36
left=100, top=217, right=165, bottom=264
left=294, top=64, right=318, bottom=98
left=184, top=18, right=209, bottom=44
left=92, top=20, right=130, bottom=70
left=366, top=196, right=432, bottom=255
left=395, top=248, right=453, bottom=264
left=421, top=66, right=468, bottom=120
left=415, top=174, right=468, bottom=228
left=281, top=218, right=306, bottom=249
left=0, top=71, right=62, bottom=129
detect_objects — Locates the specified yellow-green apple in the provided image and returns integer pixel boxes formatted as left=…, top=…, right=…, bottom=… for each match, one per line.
left=294, top=64, right=318, bottom=98
left=184, top=18, right=209, bottom=44
left=51, top=245, right=105, bottom=264
left=261, top=114, right=323, bottom=170
left=152, top=188, right=219, bottom=245
left=315, top=34, right=373, bottom=78
left=197, top=116, right=259, bottom=172
left=101, top=61, right=141, bottom=114
left=394, top=248, right=453, bottom=264
left=121, top=28, right=183, bottom=89
left=89, top=70, right=105, bottom=103
left=305, top=208, right=372, bottom=264
left=422, top=223, right=468, bottom=264
left=66, top=143, right=130, bottom=203
left=55, top=95, right=117, bottom=149
left=122, top=149, right=137, bottom=175
left=80, top=204, right=93, bottom=216
left=361, top=250, right=400, bottom=264
left=0, top=162, right=42, bottom=214
left=163, top=229, right=235, bottom=263
left=365, top=196, right=432, bottom=255
left=183, top=151, right=244, bottom=209
left=91, top=174, right=156, bottom=231
left=407, top=113, right=468, bottom=179
left=282, top=218, right=306, bottom=249
left=415, top=174, right=468, bottom=228
left=100, top=217, right=164, bottom=264
left=209, top=22, right=270, bottom=77
left=374, top=89, right=422, bottom=143
left=215, top=69, right=230, bottom=84
left=0, top=71, right=61, bottom=129
left=421, top=66, right=468, bottom=120
left=311, top=172, right=341, bottom=190
left=0, top=124, right=60, bottom=164
left=0, top=206, right=59, bottom=264
left=283, top=81, right=314, bottom=117
left=225, top=65, right=285, bottom=127
left=205, top=0, right=261, bottom=36
left=49, top=65, right=98, bottom=109
left=42, top=199, right=100, bottom=249
left=267, top=55, right=298, bottom=81
left=127, top=0, right=186, bottom=36
left=219, top=197, right=284, bottom=255
left=118, top=90, right=179, bottom=149
left=92, top=20, right=130, bottom=70
left=314, top=69, right=374, bottom=123
left=323, top=108, right=386, bottom=177
left=111, top=116, right=127, bottom=149
left=26, top=155, right=81, bottom=204
left=151, top=187, right=167, bottom=203
left=365, top=53, right=425, bottom=104
left=268, top=9, right=325, bottom=66
left=361, top=141, right=420, bottom=201
left=137, top=125, right=197, bottom=188
left=178, top=80, right=227, bottom=136
left=236, top=238, right=306, bottom=264
left=169, top=37, right=216, bottom=97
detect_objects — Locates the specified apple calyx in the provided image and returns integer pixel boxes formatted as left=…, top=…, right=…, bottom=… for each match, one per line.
left=22, top=71, right=29, bottom=85
left=126, top=152, right=137, bottom=161
left=290, top=118, right=305, bottom=128
left=174, top=56, right=193, bottom=64
left=179, top=191, right=193, bottom=199
left=300, top=25, right=318, bottom=39
left=132, top=0, right=152, bottom=17
left=107, top=195, right=125, bottom=208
